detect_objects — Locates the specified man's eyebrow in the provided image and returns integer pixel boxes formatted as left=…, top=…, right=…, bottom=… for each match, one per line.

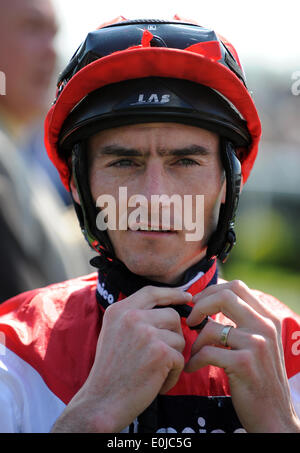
left=166, top=145, right=211, bottom=157
left=97, top=145, right=143, bottom=156
left=96, top=144, right=211, bottom=157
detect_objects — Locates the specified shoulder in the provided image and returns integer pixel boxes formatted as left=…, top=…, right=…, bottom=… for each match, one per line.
left=0, top=272, right=99, bottom=320
left=0, top=273, right=101, bottom=404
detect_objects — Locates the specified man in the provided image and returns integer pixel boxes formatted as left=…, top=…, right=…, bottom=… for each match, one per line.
left=0, top=17, right=299, bottom=433
left=0, top=0, right=58, bottom=129
left=0, top=0, right=92, bottom=302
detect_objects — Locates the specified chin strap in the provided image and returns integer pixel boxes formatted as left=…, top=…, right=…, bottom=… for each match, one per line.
left=71, top=139, right=241, bottom=265
left=206, top=139, right=242, bottom=263
left=71, top=142, right=115, bottom=259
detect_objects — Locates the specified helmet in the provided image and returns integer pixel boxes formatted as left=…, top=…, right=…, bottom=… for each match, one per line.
left=44, top=17, right=261, bottom=264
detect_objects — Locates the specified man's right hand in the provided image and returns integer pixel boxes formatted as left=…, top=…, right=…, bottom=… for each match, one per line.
left=51, top=286, right=191, bottom=433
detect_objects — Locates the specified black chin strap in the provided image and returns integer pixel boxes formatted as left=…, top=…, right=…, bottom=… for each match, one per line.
left=71, top=142, right=115, bottom=258
left=206, top=139, right=242, bottom=263
left=94, top=255, right=216, bottom=299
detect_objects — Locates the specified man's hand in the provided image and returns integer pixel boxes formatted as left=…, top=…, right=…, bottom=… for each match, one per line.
left=185, top=280, right=300, bottom=433
left=51, top=286, right=191, bottom=433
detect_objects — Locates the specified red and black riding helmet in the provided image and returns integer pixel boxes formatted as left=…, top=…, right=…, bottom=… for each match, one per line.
left=44, top=17, right=262, bottom=263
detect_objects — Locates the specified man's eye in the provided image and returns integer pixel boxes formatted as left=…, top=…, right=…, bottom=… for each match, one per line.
left=176, top=158, right=198, bottom=167
left=110, top=159, right=136, bottom=167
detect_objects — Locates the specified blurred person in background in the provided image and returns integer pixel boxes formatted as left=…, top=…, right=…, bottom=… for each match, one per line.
left=0, top=0, right=93, bottom=303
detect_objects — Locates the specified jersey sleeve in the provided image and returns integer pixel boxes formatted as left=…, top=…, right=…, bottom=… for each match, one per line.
left=282, top=316, right=300, bottom=418
left=0, top=359, right=21, bottom=432
left=0, top=346, right=65, bottom=433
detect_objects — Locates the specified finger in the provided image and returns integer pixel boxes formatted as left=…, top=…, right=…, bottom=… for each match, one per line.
left=159, top=349, right=185, bottom=394
left=156, top=328, right=186, bottom=353
left=193, top=280, right=278, bottom=322
left=193, top=281, right=253, bottom=304
left=149, top=307, right=183, bottom=333
left=185, top=344, right=237, bottom=373
left=124, top=285, right=192, bottom=310
left=190, top=319, right=245, bottom=355
left=187, top=289, right=262, bottom=329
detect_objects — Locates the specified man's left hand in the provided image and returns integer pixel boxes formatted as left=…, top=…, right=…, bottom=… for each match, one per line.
left=185, top=280, right=300, bottom=433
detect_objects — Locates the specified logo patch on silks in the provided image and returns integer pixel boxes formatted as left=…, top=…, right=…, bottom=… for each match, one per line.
left=127, top=395, right=246, bottom=433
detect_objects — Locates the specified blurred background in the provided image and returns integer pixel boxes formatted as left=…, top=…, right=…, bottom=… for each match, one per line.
left=1, top=0, right=299, bottom=312
left=51, top=0, right=300, bottom=314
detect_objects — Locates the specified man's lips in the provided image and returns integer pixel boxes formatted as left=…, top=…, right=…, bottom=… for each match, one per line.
left=128, top=223, right=177, bottom=233
left=133, top=230, right=177, bottom=235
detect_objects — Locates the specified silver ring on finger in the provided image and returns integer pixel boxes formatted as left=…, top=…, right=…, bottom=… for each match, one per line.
left=220, top=325, right=234, bottom=347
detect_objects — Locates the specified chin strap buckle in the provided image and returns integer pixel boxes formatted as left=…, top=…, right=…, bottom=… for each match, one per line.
left=218, top=229, right=236, bottom=263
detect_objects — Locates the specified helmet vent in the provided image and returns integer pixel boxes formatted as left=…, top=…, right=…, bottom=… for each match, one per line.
left=149, top=35, right=168, bottom=47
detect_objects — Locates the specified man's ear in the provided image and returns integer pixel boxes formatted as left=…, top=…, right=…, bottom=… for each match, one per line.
left=69, top=176, right=81, bottom=205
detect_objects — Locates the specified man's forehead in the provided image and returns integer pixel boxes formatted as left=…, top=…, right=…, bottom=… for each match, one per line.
left=89, top=122, right=220, bottom=151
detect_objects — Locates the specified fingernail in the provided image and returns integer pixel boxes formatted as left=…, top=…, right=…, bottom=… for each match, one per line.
left=183, top=291, right=192, bottom=301
left=190, top=315, right=209, bottom=331
left=187, top=312, right=208, bottom=331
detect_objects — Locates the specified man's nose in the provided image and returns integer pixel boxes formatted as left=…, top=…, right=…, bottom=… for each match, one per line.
left=141, top=160, right=170, bottom=198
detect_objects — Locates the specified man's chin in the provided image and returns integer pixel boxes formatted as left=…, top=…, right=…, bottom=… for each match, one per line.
left=119, top=251, right=201, bottom=285
left=109, top=231, right=207, bottom=283
left=120, top=254, right=179, bottom=283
